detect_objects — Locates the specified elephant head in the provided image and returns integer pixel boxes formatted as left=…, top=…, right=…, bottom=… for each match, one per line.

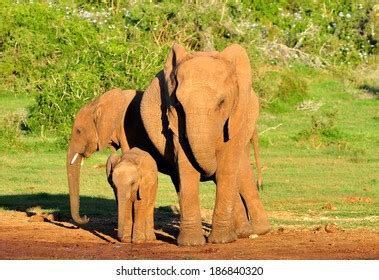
left=67, top=88, right=136, bottom=224
left=106, top=154, right=140, bottom=201
left=163, top=44, right=255, bottom=177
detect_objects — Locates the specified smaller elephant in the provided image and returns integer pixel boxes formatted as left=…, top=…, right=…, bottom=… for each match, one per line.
left=106, top=148, right=158, bottom=244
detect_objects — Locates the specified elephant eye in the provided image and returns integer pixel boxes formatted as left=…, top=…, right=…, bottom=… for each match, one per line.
left=217, top=98, right=225, bottom=110
left=76, top=128, right=82, bottom=134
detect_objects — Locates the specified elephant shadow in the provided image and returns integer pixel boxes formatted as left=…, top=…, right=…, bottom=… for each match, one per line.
left=154, top=206, right=212, bottom=244
left=0, top=193, right=211, bottom=245
left=0, top=193, right=118, bottom=242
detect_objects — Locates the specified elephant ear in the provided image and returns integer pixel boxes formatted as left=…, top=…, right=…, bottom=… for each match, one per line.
left=219, top=44, right=252, bottom=139
left=164, top=43, right=187, bottom=95
left=106, top=154, right=121, bottom=185
left=94, top=89, right=132, bottom=150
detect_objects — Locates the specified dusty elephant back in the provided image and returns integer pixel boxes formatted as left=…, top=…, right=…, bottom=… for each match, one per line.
left=121, top=148, right=158, bottom=174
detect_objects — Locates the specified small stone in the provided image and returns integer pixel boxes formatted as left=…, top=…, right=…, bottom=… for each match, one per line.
left=47, top=214, right=55, bottom=221
left=277, top=227, right=286, bottom=233
left=249, top=234, right=259, bottom=239
left=322, top=203, right=336, bottom=210
left=312, top=226, right=325, bottom=233
left=28, top=215, right=45, bottom=223
left=325, top=224, right=337, bottom=233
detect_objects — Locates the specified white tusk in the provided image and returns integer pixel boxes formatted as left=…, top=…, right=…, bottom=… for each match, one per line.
left=81, top=157, right=84, bottom=166
left=70, top=153, right=79, bottom=165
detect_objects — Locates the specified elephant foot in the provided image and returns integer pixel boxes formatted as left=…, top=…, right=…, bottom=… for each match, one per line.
left=132, top=231, right=147, bottom=244
left=177, top=228, right=206, bottom=246
left=208, top=226, right=237, bottom=244
left=235, top=222, right=254, bottom=238
left=145, top=229, right=156, bottom=242
left=251, top=221, right=271, bottom=235
left=119, top=235, right=132, bottom=243
left=132, top=238, right=145, bottom=244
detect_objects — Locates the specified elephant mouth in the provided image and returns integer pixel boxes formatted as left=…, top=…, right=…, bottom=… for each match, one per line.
left=70, top=143, right=98, bottom=165
left=69, top=152, right=87, bottom=166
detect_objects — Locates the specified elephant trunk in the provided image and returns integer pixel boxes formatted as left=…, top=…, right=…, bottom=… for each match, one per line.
left=117, top=186, right=128, bottom=241
left=186, top=116, right=218, bottom=177
left=67, top=145, right=89, bottom=224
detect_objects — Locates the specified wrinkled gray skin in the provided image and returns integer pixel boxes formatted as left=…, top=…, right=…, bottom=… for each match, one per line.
left=106, top=148, right=157, bottom=244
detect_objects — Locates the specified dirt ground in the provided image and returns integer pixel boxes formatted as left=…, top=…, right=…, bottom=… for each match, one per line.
left=0, top=211, right=378, bottom=260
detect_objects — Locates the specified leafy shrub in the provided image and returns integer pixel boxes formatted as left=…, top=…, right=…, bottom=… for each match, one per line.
left=0, top=110, right=28, bottom=148
left=254, top=68, right=308, bottom=112
left=0, top=0, right=377, bottom=140
left=295, top=110, right=347, bottom=148
left=243, top=0, right=377, bottom=64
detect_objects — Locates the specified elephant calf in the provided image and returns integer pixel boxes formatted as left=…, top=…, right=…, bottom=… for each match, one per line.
left=106, top=148, right=158, bottom=244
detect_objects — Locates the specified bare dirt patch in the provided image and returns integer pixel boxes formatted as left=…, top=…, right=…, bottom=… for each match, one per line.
left=0, top=211, right=378, bottom=260
left=344, top=196, right=372, bottom=204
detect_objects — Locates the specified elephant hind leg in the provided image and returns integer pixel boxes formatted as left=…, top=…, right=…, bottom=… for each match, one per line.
left=144, top=198, right=157, bottom=242
left=234, top=193, right=255, bottom=238
left=132, top=200, right=147, bottom=244
left=239, top=154, right=271, bottom=235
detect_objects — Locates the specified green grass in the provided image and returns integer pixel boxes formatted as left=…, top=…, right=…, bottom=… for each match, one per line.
left=255, top=68, right=379, bottom=228
left=0, top=93, right=32, bottom=116
left=0, top=69, right=378, bottom=230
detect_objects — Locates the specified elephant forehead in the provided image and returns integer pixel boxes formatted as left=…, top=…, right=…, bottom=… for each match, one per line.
left=177, top=56, right=230, bottom=81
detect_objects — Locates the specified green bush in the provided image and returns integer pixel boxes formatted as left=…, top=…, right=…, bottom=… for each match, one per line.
left=0, top=0, right=377, bottom=139
left=295, top=110, right=346, bottom=148
left=244, top=0, right=377, bottom=64
left=0, top=110, right=28, bottom=148
left=253, top=68, right=308, bottom=112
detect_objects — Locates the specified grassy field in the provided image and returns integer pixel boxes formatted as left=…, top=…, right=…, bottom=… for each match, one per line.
left=1, top=67, right=378, bottom=230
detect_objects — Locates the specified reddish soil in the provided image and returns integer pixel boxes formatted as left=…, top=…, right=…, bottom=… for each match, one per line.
left=0, top=211, right=378, bottom=260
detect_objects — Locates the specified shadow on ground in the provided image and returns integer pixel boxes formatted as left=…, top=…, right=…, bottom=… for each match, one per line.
left=0, top=193, right=211, bottom=245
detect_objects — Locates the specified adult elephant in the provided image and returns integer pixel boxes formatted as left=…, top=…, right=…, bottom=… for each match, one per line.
left=68, top=44, right=270, bottom=245
left=139, top=43, right=270, bottom=245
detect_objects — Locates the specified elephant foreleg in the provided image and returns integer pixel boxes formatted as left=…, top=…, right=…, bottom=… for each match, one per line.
left=208, top=149, right=240, bottom=244
left=132, top=200, right=147, bottom=244
left=118, top=199, right=133, bottom=243
left=176, top=147, right=205, bottom=246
